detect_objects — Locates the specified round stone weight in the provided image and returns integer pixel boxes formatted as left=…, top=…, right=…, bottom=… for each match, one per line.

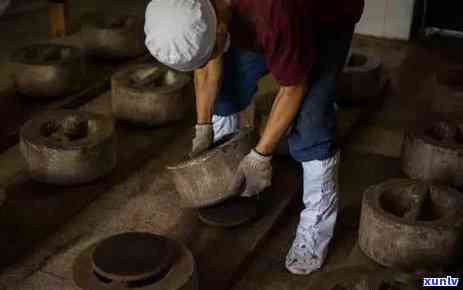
left=167, top=129, right=257, bottom=208
left=20, top=110, right=116, bottom=185
left=337, top=50, right=382, bottom=105
left=111, top=63, right=192, bottom=126
left=358, top=179, right=463, bottom=269
left=82, top=14, right=146, bottom=59
left=10, top=43, right=84, bottom=99
left=401, top=119, right=463, bottom=189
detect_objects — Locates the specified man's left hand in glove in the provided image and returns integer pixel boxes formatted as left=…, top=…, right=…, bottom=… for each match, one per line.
left=228, top=149, right=272, bottom=197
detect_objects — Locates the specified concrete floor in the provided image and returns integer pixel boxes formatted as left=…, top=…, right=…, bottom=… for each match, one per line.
left=1, top=2, right=462, bottom=290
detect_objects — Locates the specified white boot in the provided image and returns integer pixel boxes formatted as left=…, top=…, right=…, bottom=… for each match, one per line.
left=285, top=152, right=340, bottom=275
left=212, top=113, right=240, bottom=143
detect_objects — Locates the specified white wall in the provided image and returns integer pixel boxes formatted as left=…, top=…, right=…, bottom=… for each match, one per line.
left=355, top=0, right=416, bottom=40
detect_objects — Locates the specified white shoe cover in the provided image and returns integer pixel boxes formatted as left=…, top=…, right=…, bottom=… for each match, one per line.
left=286, top=152, right=340, bottom=275
left=212, top=113, right=240, bottom=143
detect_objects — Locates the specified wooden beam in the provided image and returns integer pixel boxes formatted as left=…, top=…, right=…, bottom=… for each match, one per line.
left=49, top=0, right=70, bottom=38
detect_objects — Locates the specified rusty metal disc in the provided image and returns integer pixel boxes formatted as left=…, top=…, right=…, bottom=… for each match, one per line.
left=92, top=232, right=175, bottom=283
left=73, top=234, right=197, bottom=290
left=198, top=196, right=259, bottom=228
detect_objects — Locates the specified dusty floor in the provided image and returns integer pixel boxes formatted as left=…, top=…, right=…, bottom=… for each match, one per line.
left=1, top=2, right=463, bottom=290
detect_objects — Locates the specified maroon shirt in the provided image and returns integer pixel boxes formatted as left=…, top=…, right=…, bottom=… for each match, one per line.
left=228, top=0, right=364, bottom=86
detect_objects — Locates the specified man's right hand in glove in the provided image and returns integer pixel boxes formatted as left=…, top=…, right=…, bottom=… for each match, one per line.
left=190, top=123, right=214, bottom=158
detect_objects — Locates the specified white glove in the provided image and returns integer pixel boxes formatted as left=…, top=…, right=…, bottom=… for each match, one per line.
left=190, top=124, right=213, bottom=158
left=229, top=149, right=272, bottom=197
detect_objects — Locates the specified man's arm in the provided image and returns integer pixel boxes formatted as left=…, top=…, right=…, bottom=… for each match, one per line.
left=256, top=83, right=306, bottom=155
left=194, top=56, right=223, bottom=124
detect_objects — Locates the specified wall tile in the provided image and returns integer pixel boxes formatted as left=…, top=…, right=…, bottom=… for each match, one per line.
left=355, top=0, right=416, bottom=40
left=384, top=0, right=415, bottom=40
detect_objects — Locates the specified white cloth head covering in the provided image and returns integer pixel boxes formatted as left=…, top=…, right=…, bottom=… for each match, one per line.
left=145, top=0, right=217, bottom=71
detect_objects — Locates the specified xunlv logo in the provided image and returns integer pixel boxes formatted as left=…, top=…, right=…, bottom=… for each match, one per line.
left=423, top=276, right=459, bottom=287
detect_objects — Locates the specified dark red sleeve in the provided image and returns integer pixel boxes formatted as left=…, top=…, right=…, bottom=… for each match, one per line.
left=262, top=3, right=316, bottom=86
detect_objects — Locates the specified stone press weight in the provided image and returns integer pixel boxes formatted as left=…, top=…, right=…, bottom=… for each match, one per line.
left=168, top=129, right=262, bottom=228
left=111, top=63, right=192, bottom=126
left=358, top=179, right=463, bottom=270
left=20, top=110, right=117, bottom=186
left=10, top=43, right=85, bottom=99
left=82, top=14, right=146, bottom=60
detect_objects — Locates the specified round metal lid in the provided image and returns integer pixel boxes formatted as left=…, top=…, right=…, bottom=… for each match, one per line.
left=91, top=232, right=175, bottom=283
left=198, top=197, right=259, bottom=228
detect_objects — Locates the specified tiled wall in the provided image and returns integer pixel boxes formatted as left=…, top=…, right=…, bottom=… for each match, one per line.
left=355, top=0, right=416, bottom=40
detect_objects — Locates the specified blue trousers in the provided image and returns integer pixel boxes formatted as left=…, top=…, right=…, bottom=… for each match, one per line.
left=214, top=27, right=353, bottom=162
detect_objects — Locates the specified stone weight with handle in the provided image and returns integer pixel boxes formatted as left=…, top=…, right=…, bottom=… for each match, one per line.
left=167, top=129, right=257, bottom=208
left=358, top=179, right=463, bottom=270
left=401, top=120, right=463, bottom=189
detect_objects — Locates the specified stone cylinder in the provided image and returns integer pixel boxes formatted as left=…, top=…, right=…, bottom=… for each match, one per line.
left=401, top=120, right=463, bottom=189
left=337, top=50, right=382, bottom=105
left=82, top=14, right=146, bottom=59
left=20, top=110, right=116, bottom=185
left=167, top=129, right=257, bottom=208
left=10, top=44, right=85, bottom=99
left=359, top=179, right=463, bottom=269
left=111, top=63, right=192, bottom=126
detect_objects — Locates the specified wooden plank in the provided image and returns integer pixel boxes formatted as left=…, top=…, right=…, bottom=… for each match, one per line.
left=49, top=1, right=70, bottom=37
